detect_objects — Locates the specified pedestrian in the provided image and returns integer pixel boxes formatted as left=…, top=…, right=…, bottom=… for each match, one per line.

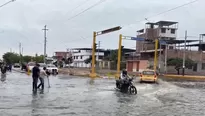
left=32, top=63, right=40, bottom=92
left=1, top=64, right=7, bottom=82
left=37, top=67, right=47, bottom=90
left=46, top=69, right=51, bottom=88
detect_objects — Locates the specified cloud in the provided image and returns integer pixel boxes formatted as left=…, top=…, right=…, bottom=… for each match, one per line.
left=0, top=0, right=204, bottom=58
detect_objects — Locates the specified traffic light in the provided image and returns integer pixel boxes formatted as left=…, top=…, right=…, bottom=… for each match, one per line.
left=94, top=43, right=97, bottom=51
left=121, top=46, right=124, bottom=50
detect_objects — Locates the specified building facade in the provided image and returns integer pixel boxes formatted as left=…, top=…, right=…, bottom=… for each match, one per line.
left=54, top=52, right=71, bottom=61
left=127, top=21, right=179, bottom=72
left=68, top=48, right=104, bottom=68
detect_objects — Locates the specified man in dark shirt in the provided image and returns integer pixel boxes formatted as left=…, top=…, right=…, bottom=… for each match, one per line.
left=32, top=63, right=40, bottom=92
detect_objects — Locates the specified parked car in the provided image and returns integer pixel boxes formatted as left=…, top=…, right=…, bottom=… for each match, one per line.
left=38, top=63, right=47, bottom=71
left=46, top=64, right=58, bottom=75
left=13, top=63, right=20, bottom=68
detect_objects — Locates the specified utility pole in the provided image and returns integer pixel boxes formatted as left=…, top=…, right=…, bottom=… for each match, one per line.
left=182, top=30, right=187, bottom=76
left=19, top=42, right=22, bottom=64
left=42, top=25, right=49, bottom=64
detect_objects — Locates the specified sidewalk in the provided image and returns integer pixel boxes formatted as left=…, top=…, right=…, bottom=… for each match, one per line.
left=164, top=74, right=205, bottom=80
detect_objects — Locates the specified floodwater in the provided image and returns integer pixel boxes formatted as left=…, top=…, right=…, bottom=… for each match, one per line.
left=0, top=71, right=205, bottom=116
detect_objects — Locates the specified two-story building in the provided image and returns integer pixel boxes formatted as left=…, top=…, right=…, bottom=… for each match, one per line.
left=68, top=48, right=104, bottom=68
left=54, top=51, right=71, bottom=61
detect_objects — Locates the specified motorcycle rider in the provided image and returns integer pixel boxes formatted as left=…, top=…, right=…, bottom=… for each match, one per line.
left=116, top=69, right=129, bottom=88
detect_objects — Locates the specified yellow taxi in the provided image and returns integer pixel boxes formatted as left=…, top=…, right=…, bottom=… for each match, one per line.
left=139, top=70, right=158, bottom=83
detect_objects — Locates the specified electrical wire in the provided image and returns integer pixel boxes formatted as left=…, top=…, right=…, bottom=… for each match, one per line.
left=66, top=0, right=91, bottom=14
left=67, top=0, right=107, bottom=21
left=64, top=0, right=200, bottom=44
left=0, top=0, right=15, bottom=8
left=122, top=0, right=200, bottom=28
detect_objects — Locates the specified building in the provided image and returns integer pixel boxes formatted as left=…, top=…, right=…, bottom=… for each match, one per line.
left=54, top=51, right=71, bottom=61
left=127, top=21, right=179, bottom=72
left=68, top=48, right=104, bottom=68
left=136, top=21, right=178, bottom=52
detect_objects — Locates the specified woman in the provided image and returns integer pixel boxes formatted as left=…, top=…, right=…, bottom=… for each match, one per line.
left=37, top=67, right=47, bottom=90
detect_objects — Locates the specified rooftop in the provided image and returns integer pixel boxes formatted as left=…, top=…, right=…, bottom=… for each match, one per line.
left=160, top=40, right=199, bottom=44
left=156, top=21, right=178, bottom=26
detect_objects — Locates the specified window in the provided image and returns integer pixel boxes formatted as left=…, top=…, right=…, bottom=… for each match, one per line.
left=73, top=56, right=75, bottom=59
left=161, top=28, right=166, bottom=33
left=76, top=56, right=78, bottom=59
left=99, top=56, right=103, bottom=59
left=169, top=46, right=174, bottom=49
left=142, top=71, right=155, bottom=75
left=81, top=56, right=83, bottom=59
left=202, top=63, right=205, bottom=70
left=171, top=29, right=175, bottom=34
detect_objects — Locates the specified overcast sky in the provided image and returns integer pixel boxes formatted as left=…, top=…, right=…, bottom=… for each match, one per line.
left=0, top=0, right=204, bottom=57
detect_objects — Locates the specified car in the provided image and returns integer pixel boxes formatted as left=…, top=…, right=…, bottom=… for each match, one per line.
left=139, top=70, right=158, bottom=83
left=13, top=63, right=20, bottom=68
left=27, top=62, right=35, bottom=72
left=46, top=64, right=58, bottom=75
left=38, top=63, right=47, bottom=71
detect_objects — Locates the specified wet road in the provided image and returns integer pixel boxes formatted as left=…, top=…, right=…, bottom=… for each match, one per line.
left=1, top=72, right=205, bottom=116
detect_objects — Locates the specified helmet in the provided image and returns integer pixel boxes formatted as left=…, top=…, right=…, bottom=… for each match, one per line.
left=122, top=69, right=127, bottom=75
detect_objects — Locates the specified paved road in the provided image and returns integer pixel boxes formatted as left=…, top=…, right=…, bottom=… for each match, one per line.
left=0, top=72, right=205, bottom=116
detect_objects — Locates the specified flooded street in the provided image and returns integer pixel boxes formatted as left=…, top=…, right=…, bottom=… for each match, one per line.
left=0, top=72, right=205, bottom=116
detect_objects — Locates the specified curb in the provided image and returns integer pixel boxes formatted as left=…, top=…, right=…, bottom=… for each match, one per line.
left=164, top=75, right=205, bottom=80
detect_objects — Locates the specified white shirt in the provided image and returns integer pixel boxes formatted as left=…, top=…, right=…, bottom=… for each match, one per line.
left=40, top=70, right=47, bottom=78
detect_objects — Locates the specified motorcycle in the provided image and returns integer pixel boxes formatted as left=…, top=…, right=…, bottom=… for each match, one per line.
left=116, top=77, right=137, bottom=95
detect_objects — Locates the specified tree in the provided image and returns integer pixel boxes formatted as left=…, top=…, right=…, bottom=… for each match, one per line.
left=22, top=55, right=32, bottom=63
left=167, top=58, right=195, bottom=74
left=84, top=56, right=92, bottom=64
left=34, top=55, right=44, bottom=63
left=3, top=52, right=20, bottom=64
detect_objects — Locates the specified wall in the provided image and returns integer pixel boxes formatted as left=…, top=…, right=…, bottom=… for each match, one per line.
left=167, top=49, right=205, bottom=61
left=159, top=28, right=177, bottom=39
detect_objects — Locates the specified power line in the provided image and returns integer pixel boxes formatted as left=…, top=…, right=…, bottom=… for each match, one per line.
left=146, top=0, right=199, bottom=19
left=122, top=0, right=200, bottom=28
left=0, top=0, right=16, bottom=8
left=59, top=0, right=200, bottom=45
left=65, top=0, right=91, bottom=14
left=67, top=0, right=107, bottom=21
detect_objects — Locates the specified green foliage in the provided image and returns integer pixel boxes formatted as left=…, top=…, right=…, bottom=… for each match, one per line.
left=34, top=55, right=44, bottom=63
left=103, top=49, right=125, bottom=63
left=167, top=58, right=195, bottom=68
left=22, top=55, right=32, bottom=63
left=84, top=56, right=92, bottom=64
left=62, top=57, right=73, bottom=64
left=3, top=52, right=44, bottom=64
left=3, top=52, right=20, bottom=64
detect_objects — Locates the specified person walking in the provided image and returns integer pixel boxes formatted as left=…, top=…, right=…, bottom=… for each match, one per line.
left=1, top=63, right=7, bottom=82
left=37, top=67, right=47, bottom=90
left=32, top=63, right=40, bottom=92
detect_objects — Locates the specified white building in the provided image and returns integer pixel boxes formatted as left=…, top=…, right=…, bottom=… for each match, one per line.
left=68, top=48, right=104, bottom=68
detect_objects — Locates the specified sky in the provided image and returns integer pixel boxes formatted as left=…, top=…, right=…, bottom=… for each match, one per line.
left=0, top=0, right=204, bottom=58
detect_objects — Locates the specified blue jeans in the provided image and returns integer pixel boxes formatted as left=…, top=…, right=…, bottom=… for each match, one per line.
left=37, top=77, right=44, bottom=90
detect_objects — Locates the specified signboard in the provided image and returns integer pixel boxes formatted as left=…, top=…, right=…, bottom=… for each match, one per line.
left=131, top=37, right=145, bottom=41
left=100, top=26, right=121, bottom=35
left=160, top=40, right=167, bottom=45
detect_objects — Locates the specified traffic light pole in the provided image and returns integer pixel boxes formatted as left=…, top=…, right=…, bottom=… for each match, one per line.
left=89, top=26, right=121, bottom=78
left=116, top=34, right=123, bottom=79
left=89, top=32, right=97, bottom=78
left=154, top=39, right=159, bottom=72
